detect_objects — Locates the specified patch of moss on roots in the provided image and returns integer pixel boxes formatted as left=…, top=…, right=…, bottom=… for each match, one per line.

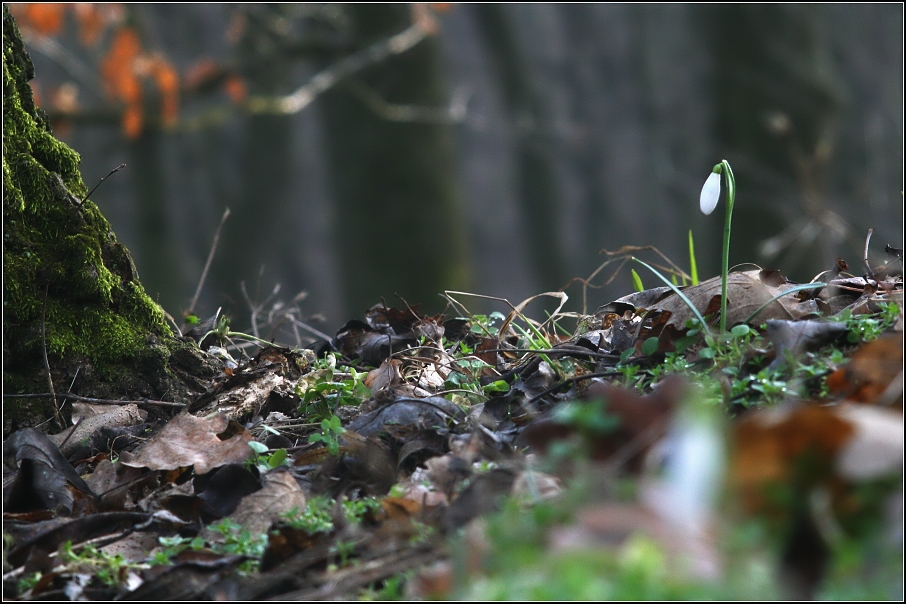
left=3, top=7, right=204, bottom=433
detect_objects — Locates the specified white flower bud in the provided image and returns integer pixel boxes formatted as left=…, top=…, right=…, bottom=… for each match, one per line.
left=699, top=171, right=721, bottom=215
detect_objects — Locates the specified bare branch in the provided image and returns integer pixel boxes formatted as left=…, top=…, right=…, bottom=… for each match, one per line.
left=41, top=283, right=64, bottom=431
left=3, top=392, right=186, bottom=409
left=247, top=22, right=428, bottom=115
left=346, top=79, right=470, bottom=124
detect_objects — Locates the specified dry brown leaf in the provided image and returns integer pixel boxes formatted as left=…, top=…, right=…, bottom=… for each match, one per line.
left=121, top=412, right=252, bottom=475
left=364, top=358, right=403, bottom=393
left=208, top=470, right=306, bottom=541
left=834, top=405, right=903, bottom=481
left=649, top=269, right=811, bottom=329
left=48, top=404, right=146, bottom=458
left=86, top=458, right=144, bottom=510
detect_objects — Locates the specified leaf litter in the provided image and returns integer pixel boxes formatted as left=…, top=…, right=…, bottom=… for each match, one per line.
left=3, top=256, right=903, bottom=600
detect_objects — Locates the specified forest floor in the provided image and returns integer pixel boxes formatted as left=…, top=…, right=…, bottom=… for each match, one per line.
left=3, top=249, right=903, bottom=600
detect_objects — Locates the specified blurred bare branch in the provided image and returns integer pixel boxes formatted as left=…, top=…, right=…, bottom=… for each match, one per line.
left=246, top=22, right=428, bottom=115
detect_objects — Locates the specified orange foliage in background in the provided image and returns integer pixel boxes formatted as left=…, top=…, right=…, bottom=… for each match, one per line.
left=101, top=28, right=143, bottom=137
left=10, top=3, right=451, bottom=138
left=14, top=3, right=66, bottom=36
left=223, top=75, right=247, bottom=105
left=11, top=3, right=181, bottom=139
left=71, top=3, right=108, bottom=46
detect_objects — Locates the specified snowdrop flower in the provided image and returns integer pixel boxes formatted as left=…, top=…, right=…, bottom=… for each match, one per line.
left=699, top=168, right=721, bottom=215
left=699, top=159, right=735, bottom=334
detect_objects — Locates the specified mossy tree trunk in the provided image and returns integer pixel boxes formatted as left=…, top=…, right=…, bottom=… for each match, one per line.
left=3, top=7, right=210, bottom=435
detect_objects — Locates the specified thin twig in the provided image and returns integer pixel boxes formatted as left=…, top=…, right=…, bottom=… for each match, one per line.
left=473, top=348, right=622, bottom=360
left=58, top=416, right=86, bottom=450
left=863, top=228, right=875, bottom=278
left=42, top=283, right=64, bottom=431
left=80, top=163, right=126, bottom=207
left=162, top=308, right=183, bottom=337
left=3, top=392, right=186, bottom=409
left=19, top=30, right=106, bottom=101
left=189, top=207, right=231, bottom=313
left=67, top=366, right=80, bottom=393
left=346, top=79, right=469, bottom=124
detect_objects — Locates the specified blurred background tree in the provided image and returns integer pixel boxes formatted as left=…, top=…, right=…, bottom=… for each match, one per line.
left=11, top=3, right=902, bottom=339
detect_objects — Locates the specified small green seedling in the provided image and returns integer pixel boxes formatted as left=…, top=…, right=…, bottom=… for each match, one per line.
left=247, top=441, right=288, bottom=473
left=199, top=312, right=277, bottom=348
left=282, top=497, right=336, bottom=533
left=58, top=541, right=140, bottom=587
left=631, top=269, right=645, bottom=292
left=308, top=415, right=346, bottom=456
left=688, top=230, right=699, bottom=285
left=331, top=539, right=357, bottom=568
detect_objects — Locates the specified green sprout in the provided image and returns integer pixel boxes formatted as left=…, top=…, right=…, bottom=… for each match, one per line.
left=688, top=230, right=699, bottom=285
left=308, top=415, right=346, bottom=456
left=699, top=160, right=735, bottom=334
left=630, top=269, right=645, bottom=292
left=247, top=441, right=288, bottom=473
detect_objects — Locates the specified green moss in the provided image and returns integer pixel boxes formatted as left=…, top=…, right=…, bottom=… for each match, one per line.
left=3, top=6, right=190, bottom=431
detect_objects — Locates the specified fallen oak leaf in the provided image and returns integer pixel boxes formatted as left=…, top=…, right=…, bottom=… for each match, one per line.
left=121, top=412, right=252, bottom=475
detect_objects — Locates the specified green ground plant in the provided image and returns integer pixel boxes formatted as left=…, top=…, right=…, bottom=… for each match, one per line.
left=247, top=442, right=289, bottom=473
left=151, top=519, right=268, bottom=574
left=308, top=415, right=346, bottom=456
left=58, top=541, right=142, bottom=587
left=296, top=354, right=370, bottom=420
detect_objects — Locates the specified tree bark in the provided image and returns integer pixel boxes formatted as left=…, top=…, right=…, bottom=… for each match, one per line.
left=2, top=6, right=212, bottom=435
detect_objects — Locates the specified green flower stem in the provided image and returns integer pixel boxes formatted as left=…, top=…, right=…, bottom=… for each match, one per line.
left=718, top=160, right=735, bottom=334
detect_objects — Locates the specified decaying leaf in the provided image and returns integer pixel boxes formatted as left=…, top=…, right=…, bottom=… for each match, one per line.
left=834, top=405, right=903, bottom=481
left=121, top=412, right=252, bottom=475
left=599, top=270, right=816, bottom=336
left=652, top=270, right=812, bottom=329
left=4, top=428, right=95, bottom=515
left=48, top=403, right=146, bottom=458
left=730, top=402, right=902, bottom=516
left=764, top=319, right=849, bottom=367
left=346, top=395, right=465, bottom=437
left=203, top=469, right=306, bottom=544
left=522, top=376, right=681, bottom=470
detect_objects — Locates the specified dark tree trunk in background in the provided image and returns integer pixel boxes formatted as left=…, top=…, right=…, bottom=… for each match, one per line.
left=474, top=4, right=566, bottom=292
left=708, top=4, right=853, bottom=277
left=212, top=7, right=297, bottom=320
left=130, top=130, right=182, bottom=311
left=213, top=111, right=295, bottom=313
left=319, top=4, right=469, bottom=317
